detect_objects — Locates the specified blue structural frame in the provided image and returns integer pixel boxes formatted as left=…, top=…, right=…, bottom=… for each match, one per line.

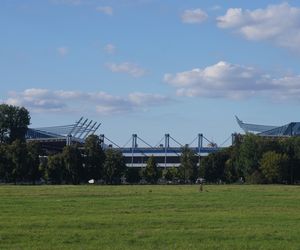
left=101, top=133, right=224, bottom=167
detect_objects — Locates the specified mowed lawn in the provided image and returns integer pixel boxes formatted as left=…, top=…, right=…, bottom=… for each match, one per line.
left=0, top=185, right=299, bottom=250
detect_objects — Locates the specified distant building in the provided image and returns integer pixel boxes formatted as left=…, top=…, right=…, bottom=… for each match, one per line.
left=236, top=116, right=300, bottom=137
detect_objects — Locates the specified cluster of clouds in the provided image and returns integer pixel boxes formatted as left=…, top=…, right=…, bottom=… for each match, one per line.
left=164, top=61, right=300, bottom=101
left=5, top=89, right=170, bottom=115
left=217, top=3, right=300, bottom=51
left=6, top=60, right=300, bottom=116
left=181, top=3, right=300, bottom=52
left=169, top=2, right=300, bottom=100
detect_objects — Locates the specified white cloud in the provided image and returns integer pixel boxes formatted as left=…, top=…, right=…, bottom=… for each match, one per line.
left=57, top=47, right=69, bottom=56
left=106, top=62, right=146, bottom=77
left=164, top=61, right=300, bottom=100
left=181, top=8, right=208, bottom=24
left=217, top=3, right=300, bottom=51
left=6, top=89, right=66, bottom=112
left=96, top=6, right=113, bottom=15
left=4, top=89, right=170, bottom=115
left=104, top=44, right=116, bottom=54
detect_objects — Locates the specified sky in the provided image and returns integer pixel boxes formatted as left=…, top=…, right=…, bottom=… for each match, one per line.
left=1, top=0, right=300, bottom=147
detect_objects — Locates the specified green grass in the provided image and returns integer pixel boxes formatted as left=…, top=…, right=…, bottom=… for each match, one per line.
left=0, top=185, right=299, bottom=250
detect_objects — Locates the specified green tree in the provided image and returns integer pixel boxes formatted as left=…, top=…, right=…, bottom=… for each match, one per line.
left=0, top=104, right=30, bottom=143
left=291, top=137, right=300, bottom=183
left=260, top=151, right=289, bottom=183
left=62, top=145, right=83, bottom=184
left=201, top=150, right=229, bottom=183
left=0, top=144, right=12, bottom=182
left=163, top=167, right=178, bottom=181
left=47, top=154, right=64, bottom=184
left=144, top=155, right=159, bottom=184
left=27, top=142, right=43, bottom=184
left=84, top=135, right=105, bottom=181
left=125, top=167, right=141, bottom=184
left=103, top=149, right=126, bottom=184
left=224, top=158, right=238, bottom=183
left=237, top=134, right=262, bottom=178
left=179, top=146, right=198, bottom=183
left=280, top=137, right=300, bottom=184
left=7, top=140, right=28, bottom=183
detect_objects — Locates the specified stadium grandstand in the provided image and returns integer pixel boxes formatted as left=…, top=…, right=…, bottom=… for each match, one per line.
left=236, top=116, right=300, bottom=137
left=26, top=117, right=101, bottom=152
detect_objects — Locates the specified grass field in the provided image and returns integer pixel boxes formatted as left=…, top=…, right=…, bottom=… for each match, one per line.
left=0, top=185, right=299, bottom=250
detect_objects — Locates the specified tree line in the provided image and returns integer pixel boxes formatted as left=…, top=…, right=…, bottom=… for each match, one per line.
left=1, top=104, right=300, bottom=184
left=200, top=134, right=300, bottom=184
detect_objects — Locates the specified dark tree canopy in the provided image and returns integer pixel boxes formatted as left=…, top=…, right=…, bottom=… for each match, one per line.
left=7, top=140, right=29, bottom=183
left=103, top=149, right=126, bottom=184
left=47, top=154, right=65, bottom=184
left=62, top=145, right=83, bottom=184
left=125, top=167, right=141, bottom=184
left=179, top=146, right=198, bottom=182
left=27, top=142, right=43, bottom=184
left=0, top=104, right=30, bottom=143
left=144, top=155, right=159, bottom=184
left=84, top=135, right=105, bottom=181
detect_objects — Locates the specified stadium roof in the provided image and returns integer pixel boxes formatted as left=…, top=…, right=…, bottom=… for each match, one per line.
left=236, top=116, right=300, bottom=136
left=26, top=117, right=100, bottom=142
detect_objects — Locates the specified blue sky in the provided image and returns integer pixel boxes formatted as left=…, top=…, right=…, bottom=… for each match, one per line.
left=1, top=0, right=300, bottom=146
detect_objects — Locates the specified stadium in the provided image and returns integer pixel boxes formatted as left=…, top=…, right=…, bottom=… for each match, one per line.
left=25, top=117, right=223, bottom=167
left=25, top=116, right=300, bottom=167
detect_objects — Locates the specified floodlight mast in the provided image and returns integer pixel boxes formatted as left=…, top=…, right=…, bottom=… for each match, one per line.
left=66, top=117, right=83, bottom=145
left=78, top=120, right=93, bottom=139
left=164, top=134, right=169, bottom=169
left=73, top=119, right=88, bottom=138
left=82, top=122, right=98, bottom=140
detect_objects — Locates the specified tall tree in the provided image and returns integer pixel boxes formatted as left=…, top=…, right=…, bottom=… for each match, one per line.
left=125, top=167, right=141, bottom=184
left=163, top=167, right=179, bottom=182
left=84, top=135, right=105, bottom=181
left=202, top=149, right=231, bottom=183
left=144, top=155, right=159, bottom=184
left=103, top=149, right=126, bottom=184
left=0, top=104, right=30, bottom=143
left=0, top=144, right=12, bottom=182
left=179, top=146, right=198, bottom=183
left=47, top=154, right=65, bottom=184
left=260, top=151, right=289, bottom=183
left=62, top=145, right=83, bottom=184
left=27, top=142, right=43, bottom=184
left=237, top=134, right=262, bottom=179
left=7, top=140, right=28, bottom=183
